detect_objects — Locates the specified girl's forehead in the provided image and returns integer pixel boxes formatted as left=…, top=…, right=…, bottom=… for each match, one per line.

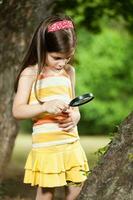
left=49, top=49, right=75, bottom=58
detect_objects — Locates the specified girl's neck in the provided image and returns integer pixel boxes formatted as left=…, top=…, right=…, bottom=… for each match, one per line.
left=42, top=65, right=65, bottom=76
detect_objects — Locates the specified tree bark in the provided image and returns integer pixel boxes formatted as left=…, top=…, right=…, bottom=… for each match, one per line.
left=0, top=0, right=54, bottom=182
left=78, top=112, right=133, bottom=200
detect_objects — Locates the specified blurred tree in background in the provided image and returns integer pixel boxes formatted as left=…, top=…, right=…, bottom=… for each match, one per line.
left=54, top=0, right=133, bottom=32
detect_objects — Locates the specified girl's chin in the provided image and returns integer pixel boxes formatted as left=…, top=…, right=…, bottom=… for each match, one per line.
left=47, top=65, right=64, bottom=72
left=54, top=66, right=63, bottom=70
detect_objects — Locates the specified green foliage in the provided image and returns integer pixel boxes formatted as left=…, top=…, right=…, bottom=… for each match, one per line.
left=54, top=0, right=133, bottom=32
left=94, top=144, right=109, bottom=158
left=128, top=153, right=133, bottom=162
left=19, top=119, right=32, bottom=134
left=75, top=27, right=133, bottom=134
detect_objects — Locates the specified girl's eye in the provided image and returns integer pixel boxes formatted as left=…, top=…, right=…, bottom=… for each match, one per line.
left=53, top=56, right=71, bottom=60
left=54, top=57, right=61, bottom=60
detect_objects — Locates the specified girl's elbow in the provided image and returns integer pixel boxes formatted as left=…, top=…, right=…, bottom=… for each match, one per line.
left=12, top=110, right=19, bottom=119
left=12, top=107, right=21, bottom=119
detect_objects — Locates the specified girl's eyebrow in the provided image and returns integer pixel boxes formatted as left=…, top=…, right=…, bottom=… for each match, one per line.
left=51, top=49, right=75, bottom=58
left=52, top=54, right=74, bottom=59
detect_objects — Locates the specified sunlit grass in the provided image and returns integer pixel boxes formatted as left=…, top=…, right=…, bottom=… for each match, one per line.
left=80, top=135, right=111, bottom=167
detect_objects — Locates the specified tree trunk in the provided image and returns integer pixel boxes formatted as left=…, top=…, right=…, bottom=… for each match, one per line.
left=78, top=112, right=133, bottom=200
left=0, top=0, right=54, bottom=182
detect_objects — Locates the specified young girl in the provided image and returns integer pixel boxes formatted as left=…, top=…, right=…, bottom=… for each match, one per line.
left=12, top=14, right=89, bottom=200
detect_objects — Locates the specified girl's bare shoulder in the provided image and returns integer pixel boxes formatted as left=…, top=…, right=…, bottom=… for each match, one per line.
left=14, top=65, right=39, bottom=105
left=20, top=64, right=38, bottom=81
left=64, top=64, right=75, bottom=76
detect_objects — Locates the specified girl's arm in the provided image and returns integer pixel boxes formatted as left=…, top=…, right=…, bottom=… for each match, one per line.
left=12, top=66, right=68, bottom=120
left=59, top=65, right=80, bottom=132
left=65, top=64, right=80, bottom=113
left=12, top=66, right=44, bottom=120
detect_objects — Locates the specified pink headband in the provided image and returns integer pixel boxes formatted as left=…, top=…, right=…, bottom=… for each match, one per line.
left=47, top=20, right=74, bottom=32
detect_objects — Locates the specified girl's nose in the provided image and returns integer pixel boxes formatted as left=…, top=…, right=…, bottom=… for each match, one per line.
left=59, top=59, right=67, bottom=66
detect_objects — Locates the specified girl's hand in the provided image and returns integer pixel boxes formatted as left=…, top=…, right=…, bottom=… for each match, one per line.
left=59, top=108, right=80, bottom=132
left=42, top=99, right=69, bottom=114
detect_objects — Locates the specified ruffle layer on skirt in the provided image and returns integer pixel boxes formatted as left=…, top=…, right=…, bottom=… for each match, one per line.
left=23, top=140, right=89, bottom=187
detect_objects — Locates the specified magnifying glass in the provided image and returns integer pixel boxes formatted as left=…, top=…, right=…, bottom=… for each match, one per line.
left=69, top=93, right=94, bottom=107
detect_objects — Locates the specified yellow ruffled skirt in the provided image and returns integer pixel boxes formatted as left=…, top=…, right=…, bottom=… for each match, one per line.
left=23, top=140, right=89, bottom=188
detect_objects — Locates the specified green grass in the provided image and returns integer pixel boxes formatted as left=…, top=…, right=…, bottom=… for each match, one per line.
left=80, top=135, right=110, bottom=167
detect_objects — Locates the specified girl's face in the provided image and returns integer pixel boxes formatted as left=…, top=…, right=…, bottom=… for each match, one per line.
left=45, top=49, right=75, bottom=71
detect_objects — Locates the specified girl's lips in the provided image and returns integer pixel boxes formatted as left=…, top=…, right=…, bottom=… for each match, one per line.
left=55, top=65, right=63, bottom=70
left=46, top=65, right=64, bottom=72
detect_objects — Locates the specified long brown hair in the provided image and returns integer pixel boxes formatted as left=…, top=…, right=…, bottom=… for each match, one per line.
left=14, top=14, right=77, bottom=104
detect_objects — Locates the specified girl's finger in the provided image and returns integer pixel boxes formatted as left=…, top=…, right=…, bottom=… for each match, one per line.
left=59, top=118, right=73, bottom=124
left=59, top=122, right=73, bottom=128
left=62, top=107, right=71, bottom=113
left=62, top=125, right=75, bottom=132
left=55, top=108, right=62, bottom=114
left=59, top=117, right=72, bottom=124
left=59, top=118, right=72, bottom=124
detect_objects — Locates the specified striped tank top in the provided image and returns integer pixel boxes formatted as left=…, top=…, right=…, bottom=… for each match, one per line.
left=28, top=67, right=80, bottom=148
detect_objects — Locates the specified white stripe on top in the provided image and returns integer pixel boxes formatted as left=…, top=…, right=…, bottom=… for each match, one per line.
left=32, top=137, right=80, bottom=148
left=31, top=76, right=71, bottom=92
left=33, top=123, right=62, bottom=135
left=33, top=123, right=78, bottom=135
left=29, top=94, right=71, bottom=105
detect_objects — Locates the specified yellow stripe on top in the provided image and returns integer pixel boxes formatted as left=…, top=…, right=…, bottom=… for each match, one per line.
left=32, top=130, right=79, bottom=143
left=28, top=68, right=79, bottom=148
left=29, top=85, right=71, bottom=102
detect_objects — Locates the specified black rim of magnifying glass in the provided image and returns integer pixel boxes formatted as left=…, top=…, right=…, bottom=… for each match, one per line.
left=69, top=93, right=94, bottom=107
